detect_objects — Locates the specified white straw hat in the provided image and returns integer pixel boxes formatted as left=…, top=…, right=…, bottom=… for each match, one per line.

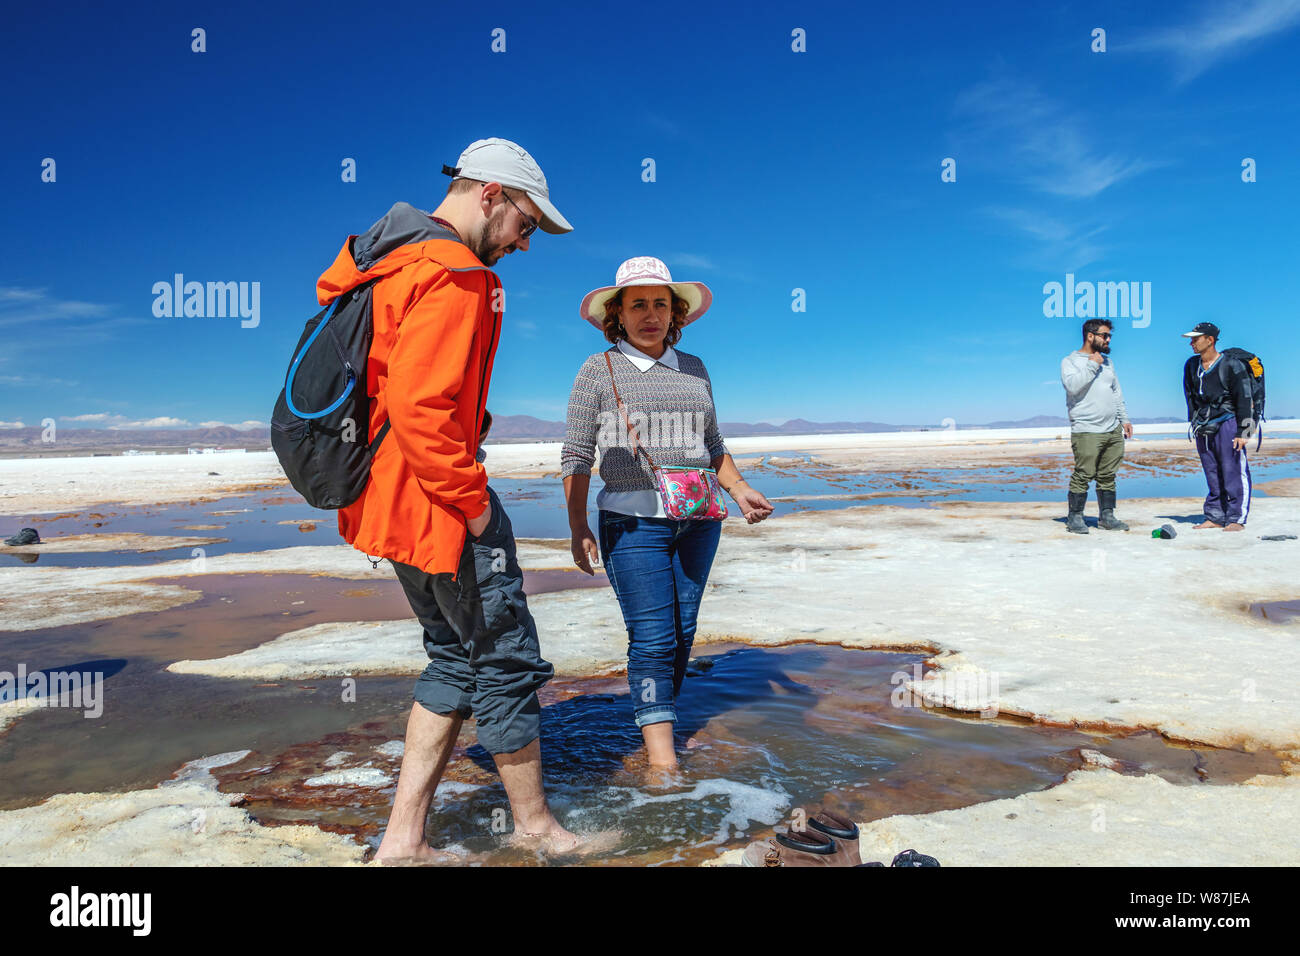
left=579, top=257, right=713, bottom=329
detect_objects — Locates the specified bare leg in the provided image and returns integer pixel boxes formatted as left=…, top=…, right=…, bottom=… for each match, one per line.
left=496, top=738, right=576, bottom=850
left=375, top=702, right=462, bottom=863
left=498, top=738, right=619, bottom=855
left=641, top=722, right=681, bottom=787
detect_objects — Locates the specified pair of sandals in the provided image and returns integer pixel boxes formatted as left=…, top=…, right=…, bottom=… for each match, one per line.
left=742, top=809, right=940, bottom=867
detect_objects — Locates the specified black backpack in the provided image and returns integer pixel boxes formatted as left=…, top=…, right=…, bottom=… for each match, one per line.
left=1220, top=347, right=1266, bottom=429
left=1182, top=347, right=1266, bottom=446
left=271, top=278, right=389, bottom=509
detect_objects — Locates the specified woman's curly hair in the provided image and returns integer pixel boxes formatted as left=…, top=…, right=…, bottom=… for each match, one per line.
left=601, top=287, right=689, bottom=347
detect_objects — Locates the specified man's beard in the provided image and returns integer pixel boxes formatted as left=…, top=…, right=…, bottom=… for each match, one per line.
left=470, top=206, right=512, bottom=264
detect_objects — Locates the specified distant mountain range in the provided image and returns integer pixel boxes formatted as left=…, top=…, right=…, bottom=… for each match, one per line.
left=486, top=414, right=1194, bottom=440
left=0, top=415, right=1205, bottom=457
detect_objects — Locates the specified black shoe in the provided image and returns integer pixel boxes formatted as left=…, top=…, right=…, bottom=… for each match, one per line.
left=3, top=527, right=40, bottom=546
left=1066, top=492, right=1089, bottom=534
left=891, top=848, right=941, bottom=867
left=1096, top=490, right=1129, bottom=531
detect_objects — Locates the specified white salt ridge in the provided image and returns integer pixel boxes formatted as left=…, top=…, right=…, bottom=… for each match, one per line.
left=626, top=778, right=791, bottom=845
left=0, top=541, right=573, bottom=633
left=708, top=766, right=1300, bottom=866
left=0, top=697, right=46, bottom=734
left=160, top=750, right=252, bottom=788
left=0, top=750, right=365, bottom=866
left=373, top=740, right=404, bottom=758
left=304, top=767, right=393, bottom=788
left=323, top=751, right=353, bottom=767
left=434, top=781, right=485, bottom=802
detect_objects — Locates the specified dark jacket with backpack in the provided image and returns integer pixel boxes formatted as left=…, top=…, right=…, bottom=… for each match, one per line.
left=1183, top=348, right=1263, bottom=438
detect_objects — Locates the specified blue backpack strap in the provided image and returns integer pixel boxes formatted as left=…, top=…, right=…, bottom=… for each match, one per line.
left=284, top=278, right=378, bottom=419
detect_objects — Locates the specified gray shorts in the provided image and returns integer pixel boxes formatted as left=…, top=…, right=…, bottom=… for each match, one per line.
left=389, top=485, right=554, bottom=755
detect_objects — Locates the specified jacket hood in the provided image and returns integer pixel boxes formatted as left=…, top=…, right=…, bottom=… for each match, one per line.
left=317, top=202, right=483, bottom=306
left=353, top=202, right=462, bottom=271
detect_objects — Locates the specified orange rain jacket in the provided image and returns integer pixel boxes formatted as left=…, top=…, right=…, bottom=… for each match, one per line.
left=315, top=203, right=502, bottom=579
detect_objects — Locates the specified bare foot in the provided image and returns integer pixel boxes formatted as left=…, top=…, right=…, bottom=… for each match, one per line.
left=372, top=841, right=463, bottom=865
left=509, top=821, right=621, bottom=857
left=1223, top=523, right=1245, bottom=532
left=643, top=763, right=684, bottom=790
left=1193, top=520, right=1221, bottom=529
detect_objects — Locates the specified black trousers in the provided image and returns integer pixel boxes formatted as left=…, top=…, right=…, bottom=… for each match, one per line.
left=389, top=485, right=554, bottom=755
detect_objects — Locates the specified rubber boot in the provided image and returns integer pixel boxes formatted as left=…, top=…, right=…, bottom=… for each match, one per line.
left=1096, top=489, right=1129, bottom=531
left=1066, top=491, right=1089, bottom=534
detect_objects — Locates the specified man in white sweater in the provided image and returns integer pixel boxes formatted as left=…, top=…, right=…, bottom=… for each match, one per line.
left=1060, top=319, right=1133, bottom=534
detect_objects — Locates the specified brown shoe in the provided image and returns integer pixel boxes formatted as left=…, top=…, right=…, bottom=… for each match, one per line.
left=808, top=809, right=859, bottom=844
left=741, top=822, right=862, bottom=867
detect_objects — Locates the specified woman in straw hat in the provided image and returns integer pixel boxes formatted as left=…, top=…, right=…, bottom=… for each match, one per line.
left=561, top=256, right=773, bottom=779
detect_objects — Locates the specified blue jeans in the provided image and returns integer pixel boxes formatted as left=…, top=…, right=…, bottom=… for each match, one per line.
left=597, top=509, right=722, bottom=728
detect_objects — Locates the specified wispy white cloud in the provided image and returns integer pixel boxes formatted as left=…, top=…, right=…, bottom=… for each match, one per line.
left=108, top=416, right=192, bottom=429
left=954, top=78, right=1164, bottom=199
left=59, top=413, right=265, bottom=430
left=0, top=420, right=27, bottom=429
left=0, top=373, right=80, bottom=388
left=668, top=253, right=718, bottom=272
left=983, top=206, right=1109, bottom=270
left=642, top=113, right=682, bottom=138
left=0, top=286, right=112, bottom=327
left=1127, top=0, right=1300, bottom=82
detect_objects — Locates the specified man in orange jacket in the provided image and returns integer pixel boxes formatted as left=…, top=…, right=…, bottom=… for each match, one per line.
left=318, top=138, right=588, bottom=860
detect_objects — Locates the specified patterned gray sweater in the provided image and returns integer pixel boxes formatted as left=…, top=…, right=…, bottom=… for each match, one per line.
left=561, top=347, right=728, bottom=490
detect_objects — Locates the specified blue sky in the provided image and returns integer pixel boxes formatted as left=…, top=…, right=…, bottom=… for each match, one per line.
left=2, top=0, right=1297, bottom=431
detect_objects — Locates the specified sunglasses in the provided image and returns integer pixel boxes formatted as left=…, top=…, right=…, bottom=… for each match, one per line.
left=499, top=190, right=538, bottom=240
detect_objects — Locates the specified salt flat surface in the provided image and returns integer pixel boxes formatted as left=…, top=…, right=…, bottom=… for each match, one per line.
left=0, top=751, right=366, bottom=866
left=7, top=421, right=1295, bottom=511
left=4, top=532, right=227, bottom=554
left=5, top=430, right=1300, bottom=866
left=708, top=766, right=1300, bottom=866
left=0, top=541, right=572, bottom=632
left=152, top=496, right=1300, bottom=753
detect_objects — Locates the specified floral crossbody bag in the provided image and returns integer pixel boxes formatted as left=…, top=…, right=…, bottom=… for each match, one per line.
left=604, top=350, right=728, bottom=521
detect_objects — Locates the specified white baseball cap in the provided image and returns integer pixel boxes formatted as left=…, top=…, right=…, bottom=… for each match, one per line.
left=442, top=138, right=573, bottom=235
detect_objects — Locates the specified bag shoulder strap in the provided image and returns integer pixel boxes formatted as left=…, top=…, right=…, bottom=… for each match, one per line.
left=604, top=350, right=659, bottom=471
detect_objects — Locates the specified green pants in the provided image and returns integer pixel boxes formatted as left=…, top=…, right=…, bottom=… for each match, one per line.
left=1069, top=426, right=1125, bottom=495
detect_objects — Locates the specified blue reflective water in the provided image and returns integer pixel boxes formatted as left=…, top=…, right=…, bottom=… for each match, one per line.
left=4, top=437, right=1299, bottom=567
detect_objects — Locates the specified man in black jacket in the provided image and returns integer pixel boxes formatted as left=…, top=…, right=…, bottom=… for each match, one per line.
left=1181, top=322, right=1254, bottom=530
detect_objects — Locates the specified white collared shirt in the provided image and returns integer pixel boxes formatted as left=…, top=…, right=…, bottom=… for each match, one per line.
left=616, top=337, right=679, bottom=372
